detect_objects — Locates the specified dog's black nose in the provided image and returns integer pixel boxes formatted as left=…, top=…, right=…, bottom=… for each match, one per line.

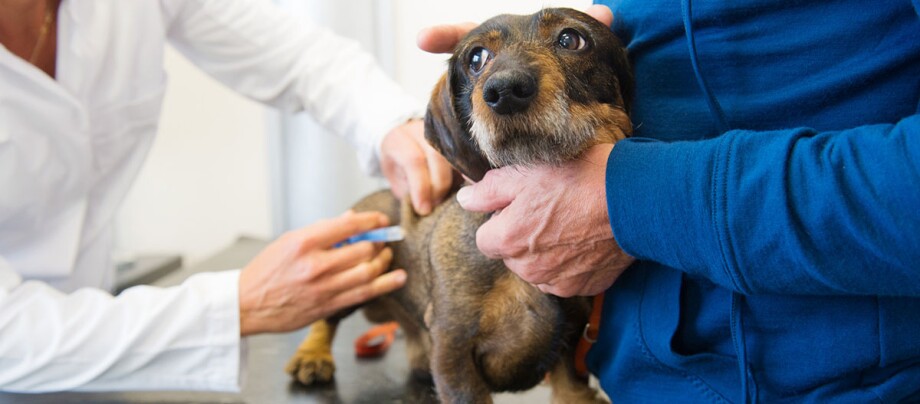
left=482, top=70, right=537, bottom=115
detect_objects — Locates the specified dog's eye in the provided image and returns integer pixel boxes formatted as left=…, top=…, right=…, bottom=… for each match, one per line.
left=469, top=47, right=492, bottom=74
left=557, top=29, right=587, bottom=51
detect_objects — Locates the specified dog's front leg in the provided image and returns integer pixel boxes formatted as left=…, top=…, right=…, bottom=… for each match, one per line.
left=285, top=319, right=338, bottom=385
left=548, top=351, right=608, bottom=404
left=430, top=323, right=493, bottom=403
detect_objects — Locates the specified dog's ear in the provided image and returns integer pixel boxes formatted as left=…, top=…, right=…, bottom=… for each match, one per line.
left=612, top=45, right=635, bottom=115
left=424, top=73, right=492, bottom=182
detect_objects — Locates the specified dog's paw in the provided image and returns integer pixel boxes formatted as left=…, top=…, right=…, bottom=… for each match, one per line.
left=285, top=350, right=336, bottom=385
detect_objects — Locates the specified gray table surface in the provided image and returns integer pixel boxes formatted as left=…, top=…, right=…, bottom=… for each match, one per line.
left=0, top=237, right=552, bottom=403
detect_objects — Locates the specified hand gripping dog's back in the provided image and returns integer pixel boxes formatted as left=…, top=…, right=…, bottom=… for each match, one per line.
left=286, top=8, right=633, bottom=404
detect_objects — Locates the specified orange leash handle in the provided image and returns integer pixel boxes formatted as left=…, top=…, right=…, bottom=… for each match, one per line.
left=354, top=322, right=400, bottom=358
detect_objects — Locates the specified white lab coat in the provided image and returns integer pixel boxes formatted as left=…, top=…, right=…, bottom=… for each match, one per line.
left=0, top=0, right=421, bottom=393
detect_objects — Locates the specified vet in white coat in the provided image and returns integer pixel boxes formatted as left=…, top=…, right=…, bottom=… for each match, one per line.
left=0, top=0, right=421, bottom=392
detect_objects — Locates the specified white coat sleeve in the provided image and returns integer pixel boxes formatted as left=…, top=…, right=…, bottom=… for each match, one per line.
left=159, top=0, right=425, bottom=176
left=0, top=256, right=244, bottom=393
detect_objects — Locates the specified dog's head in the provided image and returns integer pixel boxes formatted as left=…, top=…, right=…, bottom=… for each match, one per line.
left=424, top=8, right=633, bottom=182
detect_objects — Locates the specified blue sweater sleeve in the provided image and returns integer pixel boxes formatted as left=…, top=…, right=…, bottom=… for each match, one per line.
left=606, top=114, right=920, bottom=296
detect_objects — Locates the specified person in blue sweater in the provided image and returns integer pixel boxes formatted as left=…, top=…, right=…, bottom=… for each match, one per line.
left=419, top=1, right=920, bottom=402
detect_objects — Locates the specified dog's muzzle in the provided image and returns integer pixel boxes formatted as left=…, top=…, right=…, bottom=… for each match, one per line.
left=482, top=69, right=537, bottom=115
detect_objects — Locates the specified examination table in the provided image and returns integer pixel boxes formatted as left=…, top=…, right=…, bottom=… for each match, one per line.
left=0, top=237, right=552, bottom=403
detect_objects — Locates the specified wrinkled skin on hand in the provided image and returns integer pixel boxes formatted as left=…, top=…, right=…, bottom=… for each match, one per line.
left=457, top=144, right=634, bottom=297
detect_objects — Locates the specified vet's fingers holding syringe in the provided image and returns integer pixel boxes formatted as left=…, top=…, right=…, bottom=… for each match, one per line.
left=317, top=241, right=381, bottom=276
left=296, top=209, right=400, bottom=284
left=295, top=210, right=390, bottom=249
left=238, top=210, right=406, bottom=336
left=326, top=248, right=407, bottom=310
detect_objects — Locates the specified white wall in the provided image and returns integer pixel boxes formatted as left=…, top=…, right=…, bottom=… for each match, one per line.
left=114, top=47, right=274, bottom=266
left=115, top=0, right=591, bottom=266
left=275, top=0, right=389, bottom=232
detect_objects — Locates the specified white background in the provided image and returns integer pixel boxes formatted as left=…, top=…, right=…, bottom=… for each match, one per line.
left=114, top=0, right=590, bottom=266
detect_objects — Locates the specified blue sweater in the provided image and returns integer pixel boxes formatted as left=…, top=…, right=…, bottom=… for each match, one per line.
left=589, top=0, right=920, bottom=402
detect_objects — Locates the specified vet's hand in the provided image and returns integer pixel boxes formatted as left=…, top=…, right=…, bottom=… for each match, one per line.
left=417, top=5, right=613, bottom=54
left=238, top=211, right=407, bottom=336
left=456, top=144, right=634, bottom=297
left=381, top=119, right=456, bottom=216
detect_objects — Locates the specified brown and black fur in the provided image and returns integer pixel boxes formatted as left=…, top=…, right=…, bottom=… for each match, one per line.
left=286, top=8, right=633, bottom=403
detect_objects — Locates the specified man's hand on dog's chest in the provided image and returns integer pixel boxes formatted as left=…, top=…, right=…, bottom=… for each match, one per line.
left=456, top=144, right=634, bottom=297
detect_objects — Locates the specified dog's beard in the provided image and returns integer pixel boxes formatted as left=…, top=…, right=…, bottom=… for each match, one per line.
left=469, top=91, right=598, bottom=168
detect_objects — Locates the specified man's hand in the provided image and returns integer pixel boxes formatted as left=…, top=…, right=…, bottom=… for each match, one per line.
left=456, top=144, right=634, bottom=297
left=238, top=211, right=407, bottom=336
left=417, top=5, right=613, bottom=54
left=380, top=119, right=456, bottom=216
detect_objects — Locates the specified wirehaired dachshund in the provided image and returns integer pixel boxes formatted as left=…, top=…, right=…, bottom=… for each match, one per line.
left=285, top=8, right=633, bottom=403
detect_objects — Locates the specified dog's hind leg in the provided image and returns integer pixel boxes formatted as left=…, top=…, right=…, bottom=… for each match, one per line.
left=285, top=319, right=339, bottom=385
left=403, top=317, right=432, bottom=381
left=429, top=323, right=493, bottom=404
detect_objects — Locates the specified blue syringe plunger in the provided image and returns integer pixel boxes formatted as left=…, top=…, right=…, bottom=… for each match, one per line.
left=338, top=225, right=405, bottom=247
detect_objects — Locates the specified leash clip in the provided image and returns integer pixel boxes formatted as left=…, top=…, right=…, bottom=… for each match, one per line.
left=574, top=294, right=605, bottom=378
left=582, top=322, right=598, bottom=344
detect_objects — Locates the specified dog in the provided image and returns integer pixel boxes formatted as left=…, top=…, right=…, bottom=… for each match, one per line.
left=284, top=8, right=633, bottom=403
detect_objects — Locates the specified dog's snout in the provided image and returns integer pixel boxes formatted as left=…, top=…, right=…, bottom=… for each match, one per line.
left=482, top=70, right=537, bottom=115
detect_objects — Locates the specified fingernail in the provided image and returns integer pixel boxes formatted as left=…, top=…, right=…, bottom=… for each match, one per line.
left=456, top=186, right=471, bottom=207
left=394, top=270, right=407, bottom=284
left=419, top=202, right=431, bottom=216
